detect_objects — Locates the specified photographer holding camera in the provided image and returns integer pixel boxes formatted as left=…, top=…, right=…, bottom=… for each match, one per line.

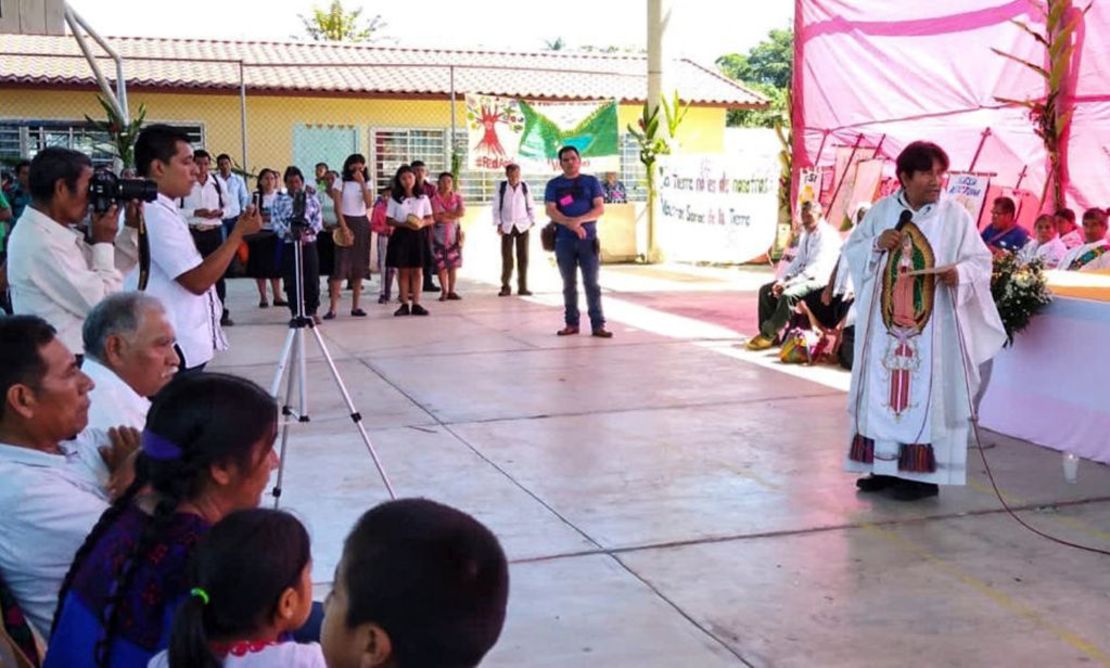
left=3, top=147, right=141, bottom=354
left=271, top=166, right=323, bottom=322
left=124, top=125, right=261, bottom=372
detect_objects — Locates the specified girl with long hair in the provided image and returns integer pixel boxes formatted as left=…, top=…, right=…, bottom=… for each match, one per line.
left=148, top=509, right=323, bottom=667
left=45, top=373, right=279, bottom=667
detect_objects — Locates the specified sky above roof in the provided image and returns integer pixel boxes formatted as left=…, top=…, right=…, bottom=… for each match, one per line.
left=65, top=0, right=794, bottom=66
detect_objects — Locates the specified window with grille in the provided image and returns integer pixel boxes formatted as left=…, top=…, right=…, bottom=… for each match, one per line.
left=620, top=134, right=648, bottom=202
left=364, top=128, right=643, bottom=208
left=0, top=120, right=204, bottom=168
left=369, top=128, right=448, bottom=194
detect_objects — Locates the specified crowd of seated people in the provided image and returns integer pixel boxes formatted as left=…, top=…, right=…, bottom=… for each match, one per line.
left=746, top=194, right=1110, bottom=369
left=0, top=313, right=510, bottom=667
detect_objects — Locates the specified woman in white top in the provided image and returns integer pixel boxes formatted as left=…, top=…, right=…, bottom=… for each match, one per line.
left=246, top=168, right=286, bottom=308
left=385, top=165, right=434, bottom=316
left=324, top=154, right=375, bottom=319
left=1017, top=214, right=1067, bottom=268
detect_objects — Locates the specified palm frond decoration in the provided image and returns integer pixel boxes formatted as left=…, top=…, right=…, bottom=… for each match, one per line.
left=992, top=0, right=1091, bottom=210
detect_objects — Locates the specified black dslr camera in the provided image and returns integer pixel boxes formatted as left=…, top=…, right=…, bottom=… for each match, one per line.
left=88, top=170, right=158, bottom=214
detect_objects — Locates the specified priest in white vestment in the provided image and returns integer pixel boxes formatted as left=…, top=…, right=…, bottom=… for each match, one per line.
left=842, top=141, right=1006, bottom=501
left=1057, top=208, right=1110, bottom=272
left=1016, top=214, right=1067, bottom=269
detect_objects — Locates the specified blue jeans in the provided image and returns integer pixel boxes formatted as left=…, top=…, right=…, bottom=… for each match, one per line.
left=555, top=236, right=605, bottom=330
left=221, top=217, right=237, bottom=240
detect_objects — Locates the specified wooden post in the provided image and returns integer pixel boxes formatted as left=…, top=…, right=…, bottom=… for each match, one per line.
left=968, top=128, right=992, bottom=172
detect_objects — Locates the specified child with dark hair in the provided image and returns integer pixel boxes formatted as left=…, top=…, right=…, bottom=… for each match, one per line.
left=147, top=508, right=323, bottom=667
left=321, top=498, right=509, bottom=668
left=45, top=373, right=280, bottom=668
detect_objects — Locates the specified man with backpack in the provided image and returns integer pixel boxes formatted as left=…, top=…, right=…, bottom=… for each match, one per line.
left=491, top=163, right=535, bottom=296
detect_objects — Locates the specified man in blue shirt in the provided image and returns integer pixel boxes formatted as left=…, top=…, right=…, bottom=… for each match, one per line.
left=980, top=196, right=1029, bottom=253
left=544, top=146, right=612, bottom=338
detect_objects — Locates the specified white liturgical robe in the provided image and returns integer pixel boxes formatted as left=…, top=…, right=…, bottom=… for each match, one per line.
left=842, top=191, right=1006, bottom=485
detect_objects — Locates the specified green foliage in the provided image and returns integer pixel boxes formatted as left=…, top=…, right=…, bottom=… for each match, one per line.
left=543, top=36, right=566, bottom=51
left=626, top=91, right=689, bottom=208
left=83, top=96, right=146, bottom=168
left=298, top=0, right=385, bottom=42
left=716, top=28, right=793, bottom=129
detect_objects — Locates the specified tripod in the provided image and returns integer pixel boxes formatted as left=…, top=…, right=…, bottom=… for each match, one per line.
left=269, top=213, right=396, bottom=507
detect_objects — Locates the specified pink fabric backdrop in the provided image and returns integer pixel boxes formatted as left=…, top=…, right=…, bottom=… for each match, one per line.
left=794, top=0, right=1110, bottom=212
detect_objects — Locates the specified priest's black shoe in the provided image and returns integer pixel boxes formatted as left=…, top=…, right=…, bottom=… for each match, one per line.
left=891, top=480, right=939, bottom=501
left=855, top=474, right=898, bottom=492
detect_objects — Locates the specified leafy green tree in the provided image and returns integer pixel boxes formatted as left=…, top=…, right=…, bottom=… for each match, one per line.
left=299, top=1, right=385, bottom=42
left=543, top=37, right=567, bottom=51
left=716, top=28, right=793, bottom=128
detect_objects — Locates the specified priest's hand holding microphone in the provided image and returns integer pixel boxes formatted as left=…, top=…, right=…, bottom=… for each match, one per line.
left=875, top=210, right=959, bottom=287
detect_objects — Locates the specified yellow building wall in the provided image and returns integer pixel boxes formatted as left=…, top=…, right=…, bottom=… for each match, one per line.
left=4, top=90, right=728, bottom=171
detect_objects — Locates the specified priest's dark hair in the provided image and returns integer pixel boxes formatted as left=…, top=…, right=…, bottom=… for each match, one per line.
left=895, top=141, right=950, bottom=184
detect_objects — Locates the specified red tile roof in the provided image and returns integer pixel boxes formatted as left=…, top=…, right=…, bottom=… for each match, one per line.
left=0, top=34, right=766, bottom=107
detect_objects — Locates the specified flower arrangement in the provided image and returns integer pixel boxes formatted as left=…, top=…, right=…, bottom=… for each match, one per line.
left=990, top=252, right=1053, bottom=346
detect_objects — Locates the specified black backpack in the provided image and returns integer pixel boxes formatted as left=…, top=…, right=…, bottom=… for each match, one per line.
left=498, top=180, right=528, bottom=214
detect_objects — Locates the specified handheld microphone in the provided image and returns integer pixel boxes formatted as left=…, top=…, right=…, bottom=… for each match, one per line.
left=895, top=209, right=913, bottom=231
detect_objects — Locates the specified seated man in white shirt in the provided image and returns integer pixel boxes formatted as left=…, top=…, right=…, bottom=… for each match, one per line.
left=747, top=200, right=842, bottom=350
left=1016, top=214, right=1067, bottom=268
left=0, top=315, right=136, bottom=638
left=1058, top=207, right=1110, bottom=272
left=81, top=292, right=179, bottom=431
left=124, top=125, right=261, bottom=372
left=5, top=148, right=138, bottom=355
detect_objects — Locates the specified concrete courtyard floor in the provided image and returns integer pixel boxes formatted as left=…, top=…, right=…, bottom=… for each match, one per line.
left=211, top=259, right=1110, bottom=667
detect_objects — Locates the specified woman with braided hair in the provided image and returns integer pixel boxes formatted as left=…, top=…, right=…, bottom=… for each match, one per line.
left=44, top=373, right=279, bottom=667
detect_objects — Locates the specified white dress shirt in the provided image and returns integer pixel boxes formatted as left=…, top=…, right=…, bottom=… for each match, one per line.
left=1016, top=237, right=1067, bottom=269
left=83, top=357, right=150, bottom=431
left=782, top=219, right=842, bottom=287
left=214, top=171, right=249, bottom=220
left=124, top=193, right=225, bottom=369
left=7, top=207, right=125, bottom=352
left=0, top=432, right=111, bottom=637
left=181, top=174, right=224, bottom=230
left=491, top=180, right=535, bottom=233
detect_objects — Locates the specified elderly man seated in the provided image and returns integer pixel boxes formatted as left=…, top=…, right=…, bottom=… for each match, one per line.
left=1058, top=207, right=1110, bottom=272
left=0, top=315, right=135, bottom=638
left=82, top=292, right=178, bottom=431
left=747, top=200, right=841, bottom=350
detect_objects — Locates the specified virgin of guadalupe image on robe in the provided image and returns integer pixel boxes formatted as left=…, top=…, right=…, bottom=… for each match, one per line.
left=843, top=192, right=1005, bottom=488
left=880, top=225, right=936, bottom=421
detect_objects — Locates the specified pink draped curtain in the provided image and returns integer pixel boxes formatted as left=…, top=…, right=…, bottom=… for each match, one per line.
left=794, top=0, right=1110, bottom=212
